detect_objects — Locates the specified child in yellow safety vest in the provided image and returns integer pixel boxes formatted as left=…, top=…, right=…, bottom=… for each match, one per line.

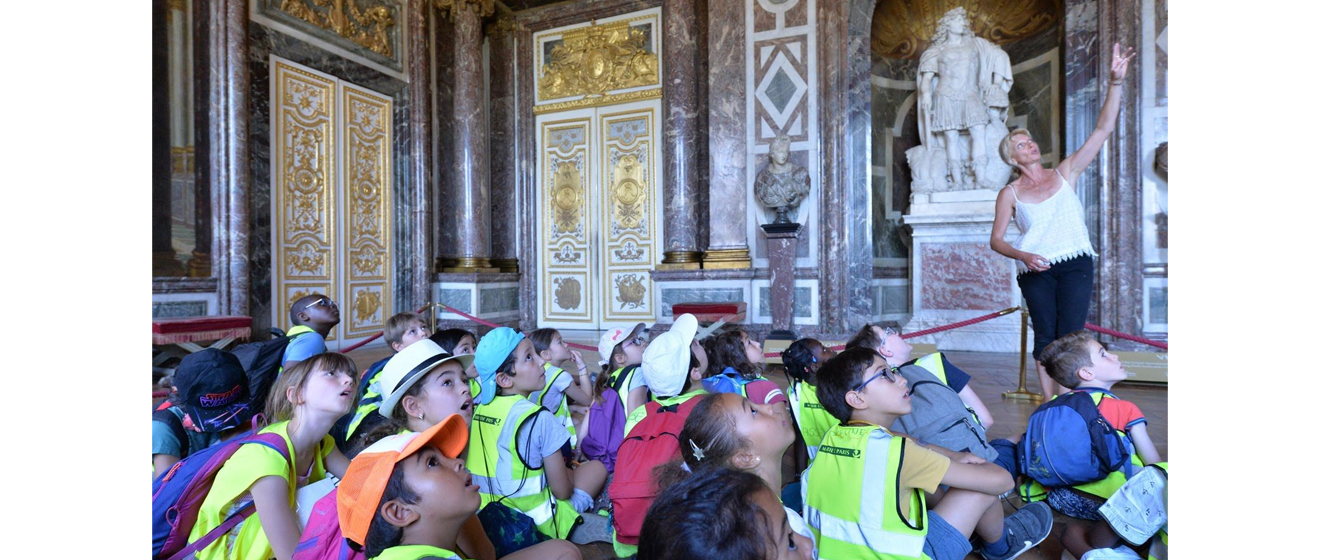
left=185, top=353, right=357, bottom=560
left=782, top=338, right=839, bottom=461
left=333, top=312, right=432, bottom=453
left=335, top=414, right=581, bottom=560
left=1036, top=331, right=1165, bottom=560
left=803, top=347, right=1054, bottom=560
left=529, top=328, right=595, bottom=450
left=470, top=327, right=611, bottom=544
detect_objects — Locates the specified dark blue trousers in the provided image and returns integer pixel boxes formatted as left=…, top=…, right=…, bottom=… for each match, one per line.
left=1017, top=255, right=1094, bottom=360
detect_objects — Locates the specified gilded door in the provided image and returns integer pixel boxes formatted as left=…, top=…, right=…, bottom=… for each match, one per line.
left=536, top=100, right=662, bottom=330
left=271, top=57, right=393, bottom=348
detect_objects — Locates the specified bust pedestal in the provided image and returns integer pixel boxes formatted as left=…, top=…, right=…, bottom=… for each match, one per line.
left=902, top=192, right=1026, bottom=353
left=761, top=222, right=802, bottom=340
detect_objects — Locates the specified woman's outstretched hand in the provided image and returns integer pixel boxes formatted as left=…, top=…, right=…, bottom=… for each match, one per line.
left=1110, top=43, right=1137, bottom=83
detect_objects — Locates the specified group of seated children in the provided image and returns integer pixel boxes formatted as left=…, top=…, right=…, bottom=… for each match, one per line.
left=153, top=295, right=1164, bottom=560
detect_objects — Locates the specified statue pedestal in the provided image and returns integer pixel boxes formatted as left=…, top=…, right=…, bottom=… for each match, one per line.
left=761, top=222, right=802, bottom=340
left=902, top=197, right=1027, bottom=353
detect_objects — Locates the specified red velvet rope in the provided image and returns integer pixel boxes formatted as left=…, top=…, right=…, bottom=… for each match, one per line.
left=764, top=308, right=1019, bottom=358
left=1086, top=323, right=1168, bottom=350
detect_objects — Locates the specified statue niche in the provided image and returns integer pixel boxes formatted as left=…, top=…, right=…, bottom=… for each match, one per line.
left=906, top=7, right=1014, bottom=193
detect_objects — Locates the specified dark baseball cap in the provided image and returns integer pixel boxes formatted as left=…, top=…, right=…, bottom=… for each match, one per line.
left=173, top=349, right=255, bottom=433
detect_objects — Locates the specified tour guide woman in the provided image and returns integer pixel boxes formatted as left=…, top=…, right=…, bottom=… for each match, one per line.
left=989, top=43, right=1136, bottom=401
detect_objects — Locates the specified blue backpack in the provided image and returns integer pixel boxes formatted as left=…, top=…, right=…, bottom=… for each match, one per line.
left=701, top=367, right=757, bottom=396
left=151, top=418, right=291, bottom=560
left=1017, top=390, right=1134, bottom=487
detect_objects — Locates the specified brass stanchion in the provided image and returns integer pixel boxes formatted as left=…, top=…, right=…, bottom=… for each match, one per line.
left=1003, top=307, right=1043, bottom=402
left=426, top=301, right=436, bottom=335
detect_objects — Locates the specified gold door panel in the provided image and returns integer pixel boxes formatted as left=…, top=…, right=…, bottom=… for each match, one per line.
left=273, top=59, right=338, bottom=339
left=600, top=108, right=657, bottom=322
left=341, top=83, right=393, bottom=339
left=539, top=117, right=595, bottom=325
left=272, top=57, right=393, bottom=346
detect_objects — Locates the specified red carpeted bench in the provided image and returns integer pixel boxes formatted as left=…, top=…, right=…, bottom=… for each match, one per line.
left=671, top=302, right=746, bottom=339
left=152, top=315, right=253, bottom=372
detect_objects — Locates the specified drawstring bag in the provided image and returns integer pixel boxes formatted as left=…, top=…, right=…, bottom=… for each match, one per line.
left=1098, top=464, right=1167, bottom=545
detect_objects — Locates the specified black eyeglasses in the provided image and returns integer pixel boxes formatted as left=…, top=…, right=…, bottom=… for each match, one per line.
left=851, top=366, right=901, bottom=392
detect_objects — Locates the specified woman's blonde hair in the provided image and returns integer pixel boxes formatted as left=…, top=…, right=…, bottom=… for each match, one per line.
left=263, top=352, right=358, bottom=425
left=999, top=128, right=1034, bottom=169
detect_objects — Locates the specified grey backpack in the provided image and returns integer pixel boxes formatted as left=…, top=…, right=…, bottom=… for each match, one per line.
left=891, top=357, right=996, bottom=462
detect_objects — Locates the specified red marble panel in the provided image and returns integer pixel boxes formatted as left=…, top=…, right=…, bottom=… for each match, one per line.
left=920, top=242, right=1014, bottom=310
left=754, top=2, right=776, bottom=32
left=784, top=0, right=807, bottom=28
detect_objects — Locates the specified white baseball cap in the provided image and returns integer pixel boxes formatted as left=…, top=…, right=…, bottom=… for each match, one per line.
left=597, top=322, right=646, bottom=367
left=641, top=314, right=699, bottom=398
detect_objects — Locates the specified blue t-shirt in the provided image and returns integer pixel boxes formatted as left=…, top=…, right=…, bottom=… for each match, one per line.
left=151, top=408, right=221, bottom=462
left=282, top=330, right=327, bottom=364
left=514, top=409, right=571, bottom=470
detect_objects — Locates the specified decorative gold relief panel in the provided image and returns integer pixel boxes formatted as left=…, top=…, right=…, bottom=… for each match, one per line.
left=275, top=0, right=399, bottom=57
left=871, top=0, right=1059, bottom=59
left=539, top=118, right=593, bottom=324
left=537, top=19, right=660, bottom=103
left=600, top=108, right=657, bottom=321
left=341, top=84, right=393, bottom=338
left=273, top=57, right=394, bottom=345
left=274, top=60, right=337, bottom=334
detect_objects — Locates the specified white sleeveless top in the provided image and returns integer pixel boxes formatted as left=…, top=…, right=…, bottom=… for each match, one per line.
left=1011, top=170, right=1098, bottom=274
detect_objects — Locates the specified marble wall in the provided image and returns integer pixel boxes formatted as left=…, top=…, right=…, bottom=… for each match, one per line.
left=246, top=19, right=420, bottom=336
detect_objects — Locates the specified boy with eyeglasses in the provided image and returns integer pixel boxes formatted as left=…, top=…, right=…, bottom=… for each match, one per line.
left=804, top=347, right=1052, bottom=560
left=282, top=293, right=341, bottom=370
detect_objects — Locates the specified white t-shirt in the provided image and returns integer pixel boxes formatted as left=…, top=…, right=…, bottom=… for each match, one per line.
left=785, top=505, right=816, bottom=546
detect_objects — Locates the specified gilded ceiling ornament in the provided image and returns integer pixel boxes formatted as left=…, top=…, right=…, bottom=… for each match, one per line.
left=614, top=274, right=646, bottom=310
left=538, top=21, right=659, bottom=101
left=554, top=277, right=582, bottom=310
left=611, top=154, right=646, bottom=230
left=433, top=0, right=494, bottom=20
left=871, top=0, right=1058, bottom=59
left=279, top=0, right=398, bottom=57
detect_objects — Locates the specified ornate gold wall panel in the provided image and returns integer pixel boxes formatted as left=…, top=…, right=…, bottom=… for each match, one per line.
left=539, top=117, right=594, bottom=325
left=600, top=108, right=657, bottom=322
left=273, top=57, right=393, bottom=344
left=341, top=84, right=393, bottom=338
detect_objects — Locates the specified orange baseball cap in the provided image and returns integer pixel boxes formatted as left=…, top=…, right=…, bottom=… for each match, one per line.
left=336, top=414, right=469, bottom=545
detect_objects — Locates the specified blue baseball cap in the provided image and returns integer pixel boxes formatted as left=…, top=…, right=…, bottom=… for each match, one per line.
left=473, top=327, right=525, bottom=405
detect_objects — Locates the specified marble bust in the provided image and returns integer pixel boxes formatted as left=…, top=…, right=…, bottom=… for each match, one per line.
left=754, top=135, right=811, bottom=224
left=907, top=7, right=1014, bottom=192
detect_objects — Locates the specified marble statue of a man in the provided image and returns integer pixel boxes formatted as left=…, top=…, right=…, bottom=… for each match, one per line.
left=754, top=134, right=811, bottom=224
left=909, top=7, right=1014, bottom=192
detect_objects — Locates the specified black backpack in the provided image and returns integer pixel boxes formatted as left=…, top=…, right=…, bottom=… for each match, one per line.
left=230, top=330, right=307, bottom=412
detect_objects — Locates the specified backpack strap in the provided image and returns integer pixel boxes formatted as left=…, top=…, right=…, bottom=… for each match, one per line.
left=154, top=408, right=190, bottom=458
left=166, top=434, right=292, bottom=560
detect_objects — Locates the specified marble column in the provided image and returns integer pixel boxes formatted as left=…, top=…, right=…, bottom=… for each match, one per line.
left=1096, top=0, right=1145, bottom=342
left=199, top=0, right=251, bottom=316
left=154, top=0, right=185, bottom=277
left=488, top=17, right=520, bottom=274
left=658, top=0, right=702, bottom=270
left=407, top=0, right=435, bottom=298
left=816, top=0, right=875, bottom=332
left=703, top=0, right=751, bottom=269
left=440, top=0, right=496, bottom=272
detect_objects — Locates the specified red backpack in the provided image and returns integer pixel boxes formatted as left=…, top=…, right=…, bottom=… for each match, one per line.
left=608, top=395, right=705, bottom=545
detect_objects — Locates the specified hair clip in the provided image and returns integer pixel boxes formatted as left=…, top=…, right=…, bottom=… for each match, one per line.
left=689, top=439, right=706, bottom=461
